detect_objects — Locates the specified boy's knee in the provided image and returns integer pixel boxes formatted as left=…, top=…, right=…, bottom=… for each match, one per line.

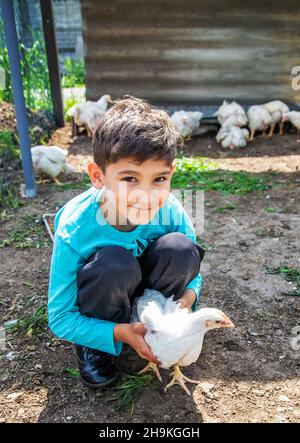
left=153, top=232, right=204, bottom=271
left=76, top=246, right=142, bottom=322
left=77, top=245, right=142, bottom=289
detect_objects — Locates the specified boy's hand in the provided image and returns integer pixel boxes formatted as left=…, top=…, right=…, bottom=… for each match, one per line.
left=176, top=289, right=196, bottom=313
left=114, top=323, right=159, bottom=365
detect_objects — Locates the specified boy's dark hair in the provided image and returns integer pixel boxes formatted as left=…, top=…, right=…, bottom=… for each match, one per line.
left=92, top=96, right=179, bottom=172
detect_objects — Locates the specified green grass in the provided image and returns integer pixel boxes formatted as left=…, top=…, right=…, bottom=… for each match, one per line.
left=0, top=213, right=51, bottom=249
left=5, top=305, right=48, bottom=336
left=214, top=202, right=237, bottom=213
left=264, top=206, right=295, bottom=214
left=196, top=236, right=212, bottom=251
left=264, top=207, right=279, bottom=213
left=0, top=130, right=20, bottom=162
left=43, top=175, right=91, bottom=191
left=62, top=368, right=80, bottom=378
left=0, top=180, right=20, bottom=210
left=61, top=57, right=85, bottom=88
left=105, top=373, right=153, bottom=414
left=171, top=156, right=274, bottom=194
left=64, top=95, right=80, bottom=119
left=0, top=130, right=21, bottom=209
left=266, top=266, right=300, bottom=296
left=0, top=21, right=52, bottom=111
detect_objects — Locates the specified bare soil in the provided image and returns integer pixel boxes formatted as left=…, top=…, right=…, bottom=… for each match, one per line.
left=0, top=124, right=299, bottom=423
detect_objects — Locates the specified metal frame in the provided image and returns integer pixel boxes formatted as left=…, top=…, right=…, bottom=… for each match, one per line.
left=1, top=0, right=64, bottom=198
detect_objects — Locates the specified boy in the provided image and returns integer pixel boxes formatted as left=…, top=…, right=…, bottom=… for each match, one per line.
left=48, top=96, right=205, bottom=388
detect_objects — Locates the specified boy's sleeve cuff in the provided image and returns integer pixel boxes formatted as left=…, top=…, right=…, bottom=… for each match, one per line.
left=185, top=273, right=203, bottom=311
left=95, top=322, right=123, bottom=356
left=111, top=323, right=123, bottom=356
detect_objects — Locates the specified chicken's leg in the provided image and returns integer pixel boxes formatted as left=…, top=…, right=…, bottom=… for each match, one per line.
left=138, top=362, right=162, bottom=382
left=53, top=177, right=63, bottom=185
left=279, top=120, right=285, bottom=135
left=164, top=365, right=200, bottom=396
left=84, top=124, right=93, bottom=137
left=268, top=123, right=276, bottom=137
left=36, top=178, right=51, bottom=184
left=249, top=128, right=255, bottom=141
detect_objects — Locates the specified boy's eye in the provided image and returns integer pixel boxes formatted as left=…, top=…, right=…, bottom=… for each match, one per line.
left=122, top=176, right=138, bottom=183
left=154, top=177, right=167, bottom=183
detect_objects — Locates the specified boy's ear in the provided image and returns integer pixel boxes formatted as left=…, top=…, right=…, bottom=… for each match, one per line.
left=87, top=162, right=104, bottom=189
left=170, top=161, right=176, bottom=176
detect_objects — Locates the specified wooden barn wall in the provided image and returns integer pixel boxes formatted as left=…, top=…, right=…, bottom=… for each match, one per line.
left=82, top=0, right=300, bottom=107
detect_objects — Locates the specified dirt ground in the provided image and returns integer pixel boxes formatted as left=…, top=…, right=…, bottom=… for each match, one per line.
left=0, top=124, right=299, bottom=423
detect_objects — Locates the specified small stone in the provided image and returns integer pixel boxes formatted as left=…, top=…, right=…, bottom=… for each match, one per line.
left=241, top=272, right=252, bottom=280
left=278, top=395, right=291, bottom=402
left=7, top=392, right=22, bottom=400
left=200, top=382, right=215, bottom=395
left=252, top=389, right=265, bottom=397
left=6, top=352, right=16, bottom=361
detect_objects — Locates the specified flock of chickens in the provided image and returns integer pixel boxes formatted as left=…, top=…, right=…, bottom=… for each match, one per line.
left=30, top=94, right=300, bottom=183
left=172, top=100, right=300, bottom=150
left=66, top=94, right=300, bottom=152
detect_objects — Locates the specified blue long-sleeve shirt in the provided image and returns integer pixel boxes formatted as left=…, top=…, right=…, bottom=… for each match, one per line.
left=48, top=186, right=203, bottom=355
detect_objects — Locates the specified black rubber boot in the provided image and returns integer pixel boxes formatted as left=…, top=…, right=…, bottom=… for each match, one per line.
left=75, top=344, right=121, bottom=388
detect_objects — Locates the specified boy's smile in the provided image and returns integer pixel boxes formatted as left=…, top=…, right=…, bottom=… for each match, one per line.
left=88, top=157, right=175, bottom=229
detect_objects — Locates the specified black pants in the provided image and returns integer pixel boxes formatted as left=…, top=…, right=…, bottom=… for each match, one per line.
left=77, top=232, right=205, bottom=324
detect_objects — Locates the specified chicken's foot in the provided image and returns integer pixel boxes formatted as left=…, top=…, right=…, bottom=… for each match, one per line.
left=164, top=365, right=200, bottom=396
left=138, top=362, right=162, bottom=382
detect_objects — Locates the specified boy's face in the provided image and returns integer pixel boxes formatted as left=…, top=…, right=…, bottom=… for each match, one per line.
left=88, top=157, right=175, bottom=226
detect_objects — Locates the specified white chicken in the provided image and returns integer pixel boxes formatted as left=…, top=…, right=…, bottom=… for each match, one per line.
left=132, top=289, right=234, bottom=396
left=31, top=145, right=74, bottom=185
left=67, top=94, right=113, bottom=136
left=171, top=111, right=204, bottom=140
left=283, top=110, right=300, bottom=132
left=216, top=125, right=249, bottom=150
left=247, top=105, right=273, bottom=140
left=263, top=100, right=289, bottom=136
left=214, top=100, right=248, bottom=128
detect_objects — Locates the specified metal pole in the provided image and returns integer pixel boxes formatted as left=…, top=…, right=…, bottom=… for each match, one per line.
left=1, top=0, right=36, bottom=198
left=40, top=0, right=65, bottom=128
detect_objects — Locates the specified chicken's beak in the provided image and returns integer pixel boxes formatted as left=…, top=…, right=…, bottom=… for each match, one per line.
left=108, top=96, right=115, bottom=104
left=221, top=315, right=235, bottom=328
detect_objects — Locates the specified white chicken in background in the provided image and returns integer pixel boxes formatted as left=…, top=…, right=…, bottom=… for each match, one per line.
left=263, top=100, right=289, bottom=136
left=247, top=105, right=273, bottom=140
left=214, top=100, right=248, bottom=128
left=132, top=289, right=234, bottom=396
left=283, top=110, right=300, bottom=132
left=31, top=145, right=74, bottom=185
left=171, top=111, right=204, bottom=140
left=216, top=125, right=249, bottom=150
left=67, top=94, right=113, bottom=136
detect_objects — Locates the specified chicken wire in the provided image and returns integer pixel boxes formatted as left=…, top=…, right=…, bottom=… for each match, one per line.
left=12, top=0, right=83, bottom=66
